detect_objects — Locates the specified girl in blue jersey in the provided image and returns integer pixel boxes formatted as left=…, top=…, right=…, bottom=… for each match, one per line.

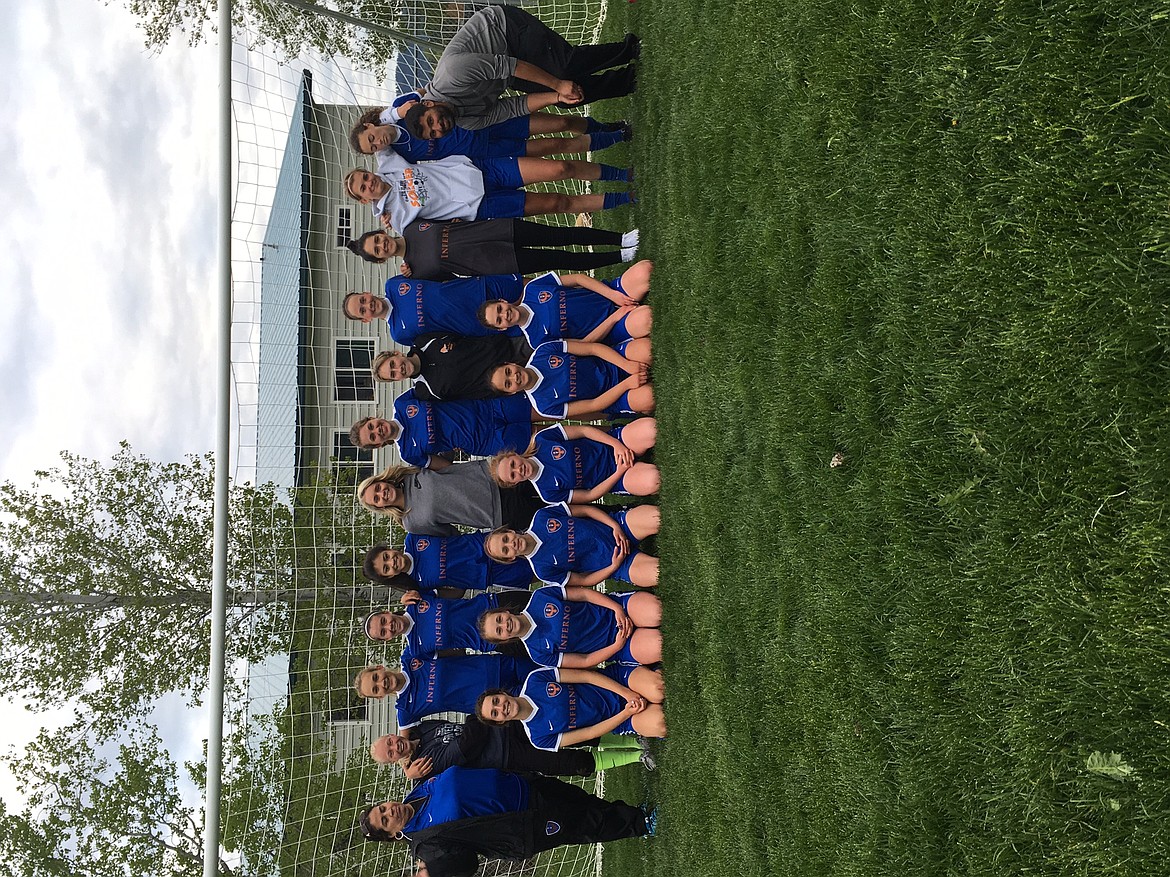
left=477, top=665, right=667, bottom=749
left=484, top=502, right=660, bottom=588
left=477, top=585, right=662, bottom=667
left=342, top=274, right=526, bottom=344
left=487, top=420, right=659, bottom=504
left=349, top=96, right=625, bottom=161
left=363, top=532, right=535, bottom=593
left=355, top=655, right=537, bottom=731
left=349, top=389, right=539, bottom=470
left=478, top=261, right=653, bottom=347
left=488, top=338, right=654, bottom=420
left=362, top=590, right=533, bottom=658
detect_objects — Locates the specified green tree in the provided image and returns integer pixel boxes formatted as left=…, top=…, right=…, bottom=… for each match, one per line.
left=1, top=722, right=229, bottom=877
left=0, top=443, right=386, bottom=738
left=0, top=703, right=302, bottom=877
left=114, top=0, right=460, bottom=72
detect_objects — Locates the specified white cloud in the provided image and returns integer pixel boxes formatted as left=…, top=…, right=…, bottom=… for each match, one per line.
left=0, top=0, right=220, bottom=809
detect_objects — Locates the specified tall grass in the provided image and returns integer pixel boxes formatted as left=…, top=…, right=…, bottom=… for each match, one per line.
left=598, top=1, right=1170, bottom=875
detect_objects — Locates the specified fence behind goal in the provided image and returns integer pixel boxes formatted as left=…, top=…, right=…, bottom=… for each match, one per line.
left=222, top=2, right=609, bottom=876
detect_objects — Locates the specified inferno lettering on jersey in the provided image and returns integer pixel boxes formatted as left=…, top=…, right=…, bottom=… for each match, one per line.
left=556, top=289, right=570, bottom=333
left=566, top=686, right=578, bottom=728
left=558, top=603, right=572, bottom=648
left=422, top=660, right=438, bottom=706
left=565, top=518, right=577, bottom=565
left=411, top=282, right=425, bottom=326
left=427, top=599, right=445, bottom=648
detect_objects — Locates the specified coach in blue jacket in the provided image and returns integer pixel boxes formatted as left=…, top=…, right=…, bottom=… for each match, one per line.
left=360, top=766, right=651, bottom=877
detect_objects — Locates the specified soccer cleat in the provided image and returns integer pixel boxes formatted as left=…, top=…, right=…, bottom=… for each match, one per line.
left=639, top=748, right=657, bottom=771
left=621, top=229, right=640, bottom=248
left=642, top=805, right=659, bottom=837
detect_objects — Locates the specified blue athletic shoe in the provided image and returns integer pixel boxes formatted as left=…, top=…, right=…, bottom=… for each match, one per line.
left=641, top=804, right=659, bottom=837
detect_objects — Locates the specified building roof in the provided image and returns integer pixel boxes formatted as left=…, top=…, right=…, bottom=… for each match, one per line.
left=255, top=72, right=313, bottom=490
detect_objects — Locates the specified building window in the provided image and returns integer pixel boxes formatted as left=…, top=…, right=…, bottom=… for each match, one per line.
left=335, top=340, right=374, bottom=402
left=333, top=432, right=374, bottom=486
left=336, top=206, right=352, bottom=247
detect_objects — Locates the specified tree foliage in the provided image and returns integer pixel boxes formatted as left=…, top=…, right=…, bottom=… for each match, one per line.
left=0, top=443, right=297, bottom=734
left=114, top=0, right=464, bottom=73
left=1, top=723, right=222, bottom=877
left=0, top=703, right=296, bottom=877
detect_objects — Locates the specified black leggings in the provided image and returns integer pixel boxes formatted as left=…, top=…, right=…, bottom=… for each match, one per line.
left=511, top=220, right=626, bottom=273
left=527, top=776, right=648, bottom=851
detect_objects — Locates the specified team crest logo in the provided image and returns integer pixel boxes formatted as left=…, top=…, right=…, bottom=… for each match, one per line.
left=547, top=355, right=563, bottom=369
left=538, top=290, right=553, bottom=304
left=416, top=600, right=430, bottom=614
left=544, top=603, right=560, bottom=618
left=550, top=445, right=566, bottom=461
left=415, top=539, right=429, bottom=551
left=397, top=282, right=411, bottom=296
left=545, top=820, right=561, bottom=836
left=546, top=518, right=562, bottom=534
left=418, top=222, right=432, bottom=231
left=406, top=404, right=420, bottom=418
left=546, top=682, right=562, bottom=697
left=409, top=658, right=423, bottom=671
left=440, top=342, right=455, bottom=353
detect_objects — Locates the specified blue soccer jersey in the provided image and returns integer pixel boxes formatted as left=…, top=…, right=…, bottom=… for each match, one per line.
left=524, top=340, right=626, bottom=419
left=527, top=424, right=619, bottom=504
left=397, top=654, right=537, bottom=729
left=518, top=666, right=628, bottom=751
left=393, top=389, right=534, bottom=468
left=524, top=504, right=625, bottom=586
left=401, top=593, right=500, bottom=658
left=405, top=532, right=534, bottom=591
left=403, top=768, right=529, bottom=835
left=519, top=272, right=617, bottom=347
left=384, top=274, right=525, bottom=344
left=387, top=99, right=530, bottom=162
left=517, top=585, right=620, bottom=667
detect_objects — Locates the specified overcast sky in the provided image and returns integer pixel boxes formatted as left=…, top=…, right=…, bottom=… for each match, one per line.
left=0, top=0, right=221, bottom=811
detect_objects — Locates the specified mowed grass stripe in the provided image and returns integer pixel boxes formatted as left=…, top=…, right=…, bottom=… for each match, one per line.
left=595, top=1, right=1170, bottom=876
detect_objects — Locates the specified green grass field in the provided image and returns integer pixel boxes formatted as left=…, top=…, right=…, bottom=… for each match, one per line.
left=594, top=2, right=1170, bottom=876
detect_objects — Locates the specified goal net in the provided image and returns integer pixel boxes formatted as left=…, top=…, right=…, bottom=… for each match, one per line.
left=221, top=3, right=611, bottom=877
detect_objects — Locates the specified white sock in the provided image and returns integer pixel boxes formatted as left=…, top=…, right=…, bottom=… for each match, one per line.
left=621, top=229, right=639, bottom=248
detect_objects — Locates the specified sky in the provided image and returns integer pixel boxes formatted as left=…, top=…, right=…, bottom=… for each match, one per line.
left=0, top=0, right=220, bottom=813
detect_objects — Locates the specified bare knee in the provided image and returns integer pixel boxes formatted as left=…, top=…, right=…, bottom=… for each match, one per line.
left=630, top=629, right=663, bottom=665
left=626, top=305, right=653, bottom=337
left=638, top=464, right=661, bottom=495
left=624, top=337, right=652, bottom=364
left=621, top=260, right=653, bottom=297
left=548, top=193, right=574, bottom=213
left=627, top=591, right=662, bottom=626
left=547, top=159, right=574, bottom=179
